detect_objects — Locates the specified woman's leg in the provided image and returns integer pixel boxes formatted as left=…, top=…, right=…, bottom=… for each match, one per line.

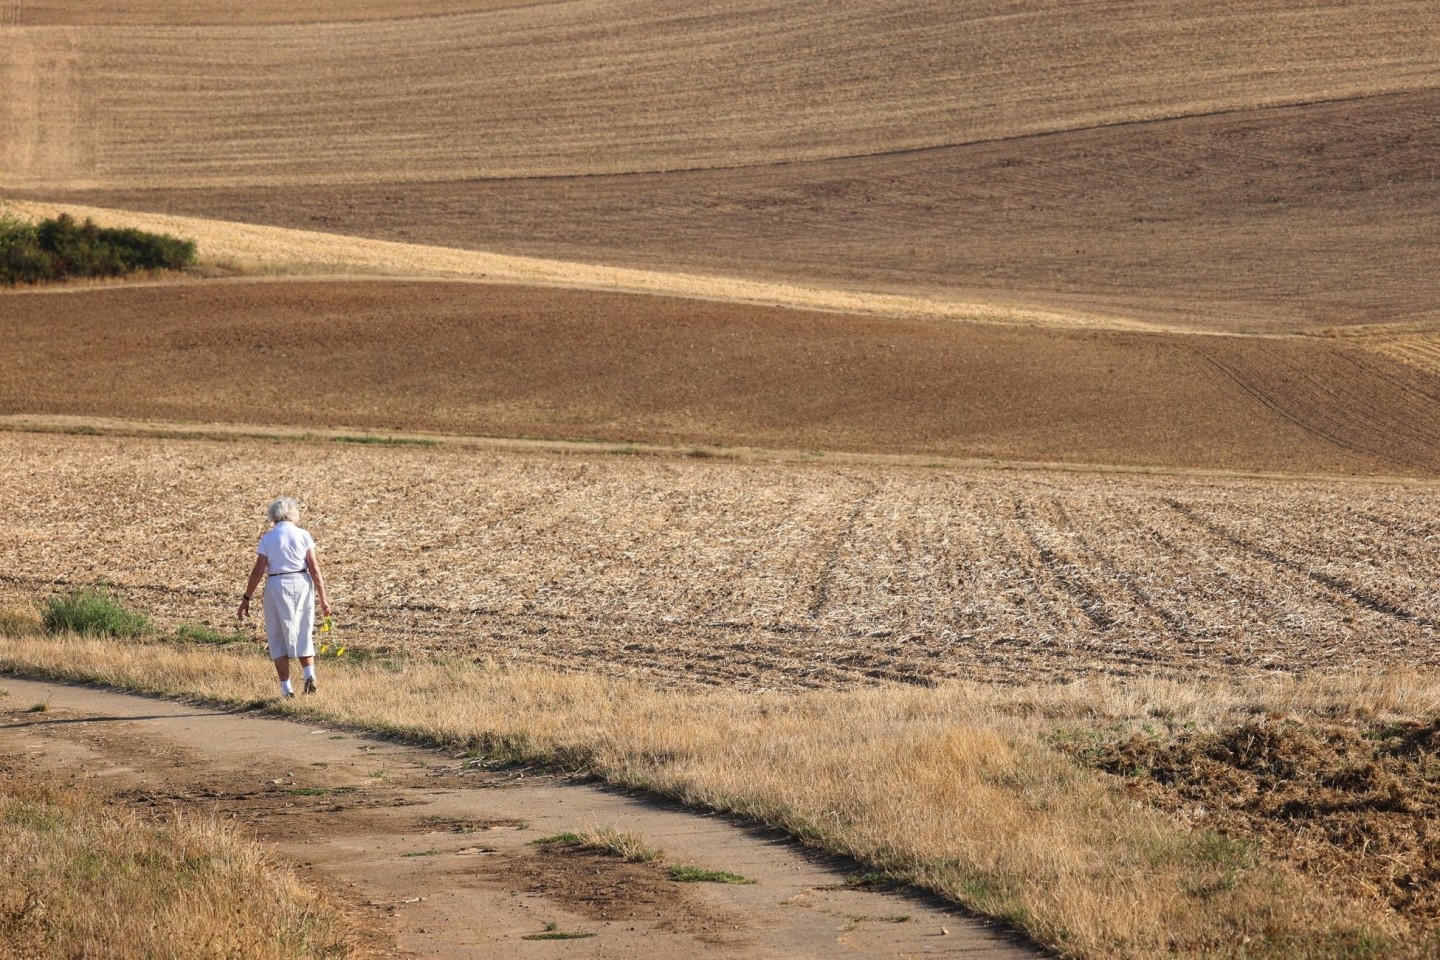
left=273, top=655, right=295, bottom=696
left=300, top=655, right=317, bottom=693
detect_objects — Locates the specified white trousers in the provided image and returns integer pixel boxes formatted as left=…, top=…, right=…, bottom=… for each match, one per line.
left=262, top=573, right=315, bottom=660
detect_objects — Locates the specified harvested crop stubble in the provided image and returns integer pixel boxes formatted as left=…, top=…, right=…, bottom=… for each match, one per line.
left=2, top=432, right=1438, bottom=688
left=6, top=1, right=1437, bottom=190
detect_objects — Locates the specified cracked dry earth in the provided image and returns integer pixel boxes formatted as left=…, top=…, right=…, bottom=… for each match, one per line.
left=0, top=677, right=1040, bottom=959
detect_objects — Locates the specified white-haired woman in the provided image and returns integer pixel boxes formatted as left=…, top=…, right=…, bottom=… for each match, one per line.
left=237, top=497, right=332, bottom=698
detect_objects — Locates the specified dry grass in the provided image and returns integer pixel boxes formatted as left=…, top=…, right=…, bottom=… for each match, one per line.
left=0, top=632, right=1427, bottom=959
left=537, top=827, right=663, bottom=864
left=0, top=768, right=361, bottom=960
left=1, top=432, right=1437, bottom=689
left=1346, top=330, right=1440, bottom=377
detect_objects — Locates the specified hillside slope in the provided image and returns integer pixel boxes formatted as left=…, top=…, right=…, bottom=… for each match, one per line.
left=4, top=280, right=1438, bottom=477
left=6, top=1, right=1436, bottom=331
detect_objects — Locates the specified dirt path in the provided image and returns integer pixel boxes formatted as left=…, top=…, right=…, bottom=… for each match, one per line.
left=0, top=676, right=1040, bottom=959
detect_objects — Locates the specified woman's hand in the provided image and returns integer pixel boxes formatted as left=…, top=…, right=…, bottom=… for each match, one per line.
left=240, top=556, right=266, bottom=621
left=319, top=598, right=332, bottom=617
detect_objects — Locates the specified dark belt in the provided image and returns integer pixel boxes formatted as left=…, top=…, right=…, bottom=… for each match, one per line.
left=268, top=569, right=307, bottom=577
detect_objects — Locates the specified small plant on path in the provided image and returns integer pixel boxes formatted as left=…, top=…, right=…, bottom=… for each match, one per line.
left=531, top=826, right=661, bottom=863
left=668, top=864, right=755, bottom=884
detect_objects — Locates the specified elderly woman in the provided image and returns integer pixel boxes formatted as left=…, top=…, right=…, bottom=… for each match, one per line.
left=237, top=497, right=332, bottom=698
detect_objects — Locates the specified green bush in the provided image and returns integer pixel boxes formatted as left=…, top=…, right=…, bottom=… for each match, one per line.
left=0, top=212, right=196, bottom=285
left=41, top=588, right=151, bottom=638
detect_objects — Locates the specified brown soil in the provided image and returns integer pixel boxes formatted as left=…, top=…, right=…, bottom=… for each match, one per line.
left=1062, top=719, right=1440, bottom=935
left=3, top=279, right=1439, bottom=477
left=0, top=676, right=1036, bottom=959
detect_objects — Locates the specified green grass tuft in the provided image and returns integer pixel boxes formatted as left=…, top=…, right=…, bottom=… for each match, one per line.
left=530, top=832, right=584, bottom=846
left=174, top=622, right=252, bottom=646
left=668, top=864, right=755, bottom=884
left=522, top=924, right=595, bottom=941
left=284, top=786, right=356, bottom=797
left=41, top=588, right=150, bottom=639
left=531, top=827, right=660, bottom=862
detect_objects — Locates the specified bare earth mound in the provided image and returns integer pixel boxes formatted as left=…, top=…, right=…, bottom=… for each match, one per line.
left=4, top=280, right=1439, bottom=476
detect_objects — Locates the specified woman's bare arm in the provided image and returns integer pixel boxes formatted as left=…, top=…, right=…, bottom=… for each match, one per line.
left=305, top=548, right=331, bottom=617
left=237, top=555, right=266, bottom=619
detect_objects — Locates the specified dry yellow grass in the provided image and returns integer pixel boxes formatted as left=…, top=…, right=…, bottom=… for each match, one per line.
left=0, top=632, right=1424, bottom=959
left=0, top=763, right=361, bottom=960
left=1348, top=331, right=1440, bottom=377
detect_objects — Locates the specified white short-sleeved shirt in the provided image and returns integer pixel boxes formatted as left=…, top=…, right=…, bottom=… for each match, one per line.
left=256, top=521, right=316, bottom=574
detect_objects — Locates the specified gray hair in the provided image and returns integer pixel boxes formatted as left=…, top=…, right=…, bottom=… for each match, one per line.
left=267, top=497, right=301, bottom=525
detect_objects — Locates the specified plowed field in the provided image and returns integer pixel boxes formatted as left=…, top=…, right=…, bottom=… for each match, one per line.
left=5, top=280, right=1440, bottom=477
left=3, top=2, right=1439, bottom=690
left=3, top=432, right=1437, bottom=690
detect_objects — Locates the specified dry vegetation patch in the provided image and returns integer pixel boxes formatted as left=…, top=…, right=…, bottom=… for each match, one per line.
left=1058, top=718, right=1440, bottom=943
left=0, top=767, right=362, bottom=960
left=1, top=634, right=1426, bottom=958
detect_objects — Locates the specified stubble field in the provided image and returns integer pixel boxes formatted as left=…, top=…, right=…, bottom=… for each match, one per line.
left=4, top=431, right=1437, bottom=690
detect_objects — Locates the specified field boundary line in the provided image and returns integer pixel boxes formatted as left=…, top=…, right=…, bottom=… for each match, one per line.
left=4, top=414, right=1438, bottom=487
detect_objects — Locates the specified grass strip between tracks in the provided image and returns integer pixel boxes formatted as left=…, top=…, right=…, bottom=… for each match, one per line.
left=0, top=621, right=1428, bottom=959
